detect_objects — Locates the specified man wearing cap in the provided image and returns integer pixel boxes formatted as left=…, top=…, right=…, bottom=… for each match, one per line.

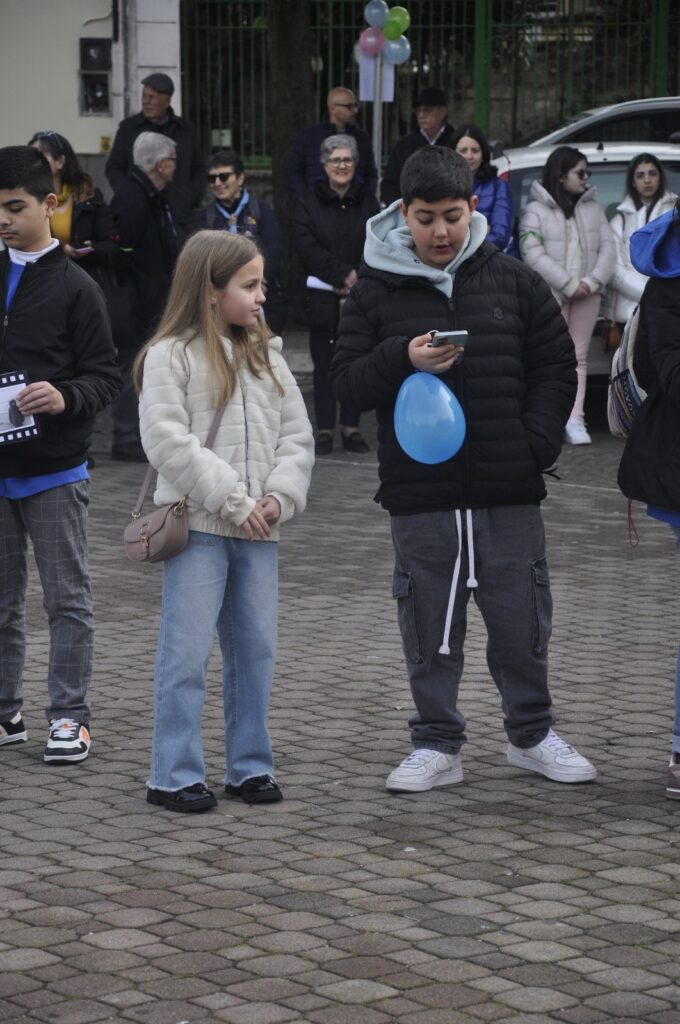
left=380, top=87, right=455, bottom=206
left=287, top=87, right=378, bottom=199
left=105, top=73, right=205, bottom=233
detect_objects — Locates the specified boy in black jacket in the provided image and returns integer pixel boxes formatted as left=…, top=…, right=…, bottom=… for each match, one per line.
left=0, top=147, right=121, bottom=764
left=331, top=147, right=597, bottom=792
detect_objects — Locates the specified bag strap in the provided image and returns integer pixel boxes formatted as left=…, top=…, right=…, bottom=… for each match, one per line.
left=130, top=401, right=228, bottom=517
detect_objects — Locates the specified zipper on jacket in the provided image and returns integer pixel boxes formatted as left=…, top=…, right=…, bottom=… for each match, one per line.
left=0, top=260, right=33, bottom=364
left=447, top=278, right=473, bottom=509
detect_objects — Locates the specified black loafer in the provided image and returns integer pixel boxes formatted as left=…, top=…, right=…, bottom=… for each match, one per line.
left=341, top=431, right=369, bottom=453
left=147, top=782, right=217, bottom=813
left=225, top=774, right=283, bottom=804
left=315, top=432, right=333, bottom=456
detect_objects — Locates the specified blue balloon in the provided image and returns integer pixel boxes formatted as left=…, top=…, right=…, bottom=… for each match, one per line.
left=364, top=0, right=389, bottom=28
left=383, top=34, right=412, bottom=65
left=394, top=372, right=466, bottom=464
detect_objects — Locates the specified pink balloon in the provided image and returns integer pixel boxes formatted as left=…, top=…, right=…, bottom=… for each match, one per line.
left=359, top=26, right=385, bottom=57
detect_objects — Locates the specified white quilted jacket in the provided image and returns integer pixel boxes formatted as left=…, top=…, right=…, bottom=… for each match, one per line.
left=519, top=181, right=616, bottom=304
left=602, top=190, right=677, bottom=323
left=139, top=333, right=314, bottom=541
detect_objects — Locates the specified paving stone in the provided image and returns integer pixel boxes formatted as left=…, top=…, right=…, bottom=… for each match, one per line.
left=3, top=409, right=680, bottom=1024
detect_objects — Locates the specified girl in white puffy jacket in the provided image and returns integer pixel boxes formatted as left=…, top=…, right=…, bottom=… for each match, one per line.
left=520, top=147, right=615, bottom=445
left=133, top=231, right=314, bottom=813
left=603, top=152, right=677, bottom=329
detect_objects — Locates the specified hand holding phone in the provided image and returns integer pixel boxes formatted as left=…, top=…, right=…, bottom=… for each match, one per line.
left=427, top=330, right=469, bottom=348
left=72, top=245, right=94, bottom=257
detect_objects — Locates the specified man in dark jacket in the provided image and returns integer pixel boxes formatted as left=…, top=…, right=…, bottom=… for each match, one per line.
left=105, top=72, right=206, bottom=233
left=381, top=87, right=455, bottom=206
left=109, top=132, right=179, bottom=460
left=0, top=146, right=121, bottom=765
left=331, top=146, right=597, bottom=794
left=287, top=87, right=378, bottom=199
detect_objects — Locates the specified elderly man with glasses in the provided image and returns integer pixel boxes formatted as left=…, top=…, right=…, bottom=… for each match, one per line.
left=381, top=87, right=455, bottom=206
left=287, top=87, right=378, bottom=199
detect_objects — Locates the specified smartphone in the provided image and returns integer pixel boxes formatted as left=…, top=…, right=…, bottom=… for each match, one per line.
left=72, top=245, right=94, bottom=256
left=427, top=330, right=469, bottom=348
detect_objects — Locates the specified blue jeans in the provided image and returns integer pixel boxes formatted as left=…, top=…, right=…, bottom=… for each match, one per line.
left=149, top=531, right=278, bottom=791
left=673, top=527, right=680, bottom=754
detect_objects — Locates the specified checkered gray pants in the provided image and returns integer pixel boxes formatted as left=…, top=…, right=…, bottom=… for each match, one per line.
left=0, top=481, right=93, bottom=723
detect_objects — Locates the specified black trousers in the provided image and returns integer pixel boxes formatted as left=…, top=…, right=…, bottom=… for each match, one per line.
left=309, top=329, right=360, bottom=432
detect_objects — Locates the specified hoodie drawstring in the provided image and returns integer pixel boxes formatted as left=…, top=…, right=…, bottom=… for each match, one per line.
left=439, top=509, right=478, bottom=655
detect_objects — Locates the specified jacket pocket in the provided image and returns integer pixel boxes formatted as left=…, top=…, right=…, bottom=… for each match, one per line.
left=530, top=558, right=552, bottom=656
left=392, top=566, right=423, bottom=664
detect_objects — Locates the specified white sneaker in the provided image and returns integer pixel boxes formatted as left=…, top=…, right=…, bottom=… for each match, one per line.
left=44, top=718, right=91, bottom=764
left=564, top=417, right=592, bottom=445
left=386, top=748, right=463, bottom=792
left=507, top=729, right=596, bottom=783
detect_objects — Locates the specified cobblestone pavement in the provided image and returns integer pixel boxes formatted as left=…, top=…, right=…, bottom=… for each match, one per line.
left=2, top=340, right=679, bottom=1024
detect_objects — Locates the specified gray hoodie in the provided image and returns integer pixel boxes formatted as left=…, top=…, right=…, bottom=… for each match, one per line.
left=363, top=200, right=490, bottom=298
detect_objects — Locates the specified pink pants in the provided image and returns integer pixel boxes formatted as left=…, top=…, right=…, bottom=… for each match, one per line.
left=560, top=293, right=601, bottom=420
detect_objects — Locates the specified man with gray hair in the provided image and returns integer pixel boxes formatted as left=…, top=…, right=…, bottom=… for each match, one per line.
left=108, top=132, right=180, bottom=460
left=106, top=72, right=205, bottom=233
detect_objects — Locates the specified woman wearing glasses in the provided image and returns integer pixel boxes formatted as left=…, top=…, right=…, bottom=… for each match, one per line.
left=294, top=135, right=379, bottom=455
left=520, top=146, right=615, bottom=444
left=27, top=131, right=119, bottom=287
left=196, top=149, right=286, bottom=333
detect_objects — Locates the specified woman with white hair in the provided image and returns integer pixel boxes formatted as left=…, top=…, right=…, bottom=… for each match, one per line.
left=294, top=134, right=379, bottom=455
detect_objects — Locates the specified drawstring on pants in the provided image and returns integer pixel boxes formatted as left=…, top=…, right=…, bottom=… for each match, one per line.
left=439, top=509, right=478, bottom=655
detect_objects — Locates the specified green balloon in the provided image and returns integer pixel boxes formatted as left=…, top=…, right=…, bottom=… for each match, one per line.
left=384, top=6, right=410, bottom=40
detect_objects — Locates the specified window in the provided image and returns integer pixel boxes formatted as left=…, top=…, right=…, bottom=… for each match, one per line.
left=565, top=110, right=680, bottom=144
left=79, top=38, right=112, bottom=116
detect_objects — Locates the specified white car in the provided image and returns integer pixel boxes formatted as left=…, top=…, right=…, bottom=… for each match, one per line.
left=492, top=142, right=680, bottom=376
left=522, top=97, right=680, bottom=147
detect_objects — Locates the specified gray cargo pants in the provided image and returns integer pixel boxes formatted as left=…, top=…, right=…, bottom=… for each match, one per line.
left=390, top=505, right=555, bottom=753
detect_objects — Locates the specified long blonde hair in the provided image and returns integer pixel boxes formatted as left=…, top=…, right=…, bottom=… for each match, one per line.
left=132, top=230, right=283, bottom=399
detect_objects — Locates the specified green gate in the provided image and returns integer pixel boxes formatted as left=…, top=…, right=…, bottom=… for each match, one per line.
left=180, top=0, right=680, bottom=163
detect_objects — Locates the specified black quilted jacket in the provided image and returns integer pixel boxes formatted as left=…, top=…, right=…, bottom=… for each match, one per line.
left=330, top=242, right=577, bottom=514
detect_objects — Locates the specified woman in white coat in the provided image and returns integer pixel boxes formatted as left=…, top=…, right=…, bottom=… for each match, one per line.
left=520, top=146, right=615, bottom=444
left=603, top=152, right=677, bottom=336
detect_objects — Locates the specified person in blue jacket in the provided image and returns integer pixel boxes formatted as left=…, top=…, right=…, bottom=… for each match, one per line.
left=451, top=124, right=517, bottom=256
left=618, top=199, right=680, bottom=799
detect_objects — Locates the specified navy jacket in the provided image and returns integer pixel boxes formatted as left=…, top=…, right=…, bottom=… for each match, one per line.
left=472, top=174, right=516, bottom=253
left=287, top=119, right=377, bottom=199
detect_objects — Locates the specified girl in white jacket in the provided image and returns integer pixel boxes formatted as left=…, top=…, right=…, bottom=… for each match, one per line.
left=603, top=152, right=677, bottom=330
left=520, top=146, right=615, bottom=444
left=134, top=231, right=314, bottom=812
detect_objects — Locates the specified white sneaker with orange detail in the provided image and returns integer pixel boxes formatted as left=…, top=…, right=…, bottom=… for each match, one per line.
left=44, top=718, right=91, bottom=764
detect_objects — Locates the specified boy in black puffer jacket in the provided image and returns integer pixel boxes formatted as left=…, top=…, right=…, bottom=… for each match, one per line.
left=0, top=147, right=120, bottom=766
left=331, top=147, right=597, bottom=793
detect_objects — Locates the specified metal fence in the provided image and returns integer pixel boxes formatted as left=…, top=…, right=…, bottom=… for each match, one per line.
left=180, top=0, right=680, bottom=163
